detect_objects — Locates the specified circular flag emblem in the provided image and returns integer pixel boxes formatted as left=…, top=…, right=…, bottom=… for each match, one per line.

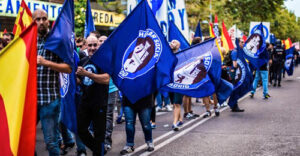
left=59, top=73, right=70, bottom=98
left=233, top=59, right=246, bottom=89
left=119, top=29, right=162, bottom=79
left=167, top=52, right=213, bottom=89
left=243, top=34, right=263, bottom=58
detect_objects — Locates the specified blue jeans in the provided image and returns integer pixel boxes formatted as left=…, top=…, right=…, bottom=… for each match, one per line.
left=251, top=70, right=269, bottom=96
left=105, top=91, right=121, bottom=146
left=38, top=99, right=61, bottom=156
left=59, top=122, right=86, bottom=152
left=156, top=92, right=170, bottom=108
left=124, top=106, right=152, bottom=146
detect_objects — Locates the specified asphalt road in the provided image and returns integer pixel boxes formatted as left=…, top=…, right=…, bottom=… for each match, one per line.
left=36, top=67, right=300, bottom=156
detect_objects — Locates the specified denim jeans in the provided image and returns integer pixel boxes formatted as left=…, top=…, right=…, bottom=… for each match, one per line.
left=156, top=92, right=170, bottom=108
left=105, top=91, right=121, bottom=146
left=59, top=122, right=86, bottom=152
left=124, top=106, right=152, bottom=147
left=38, top=98, right=61, bottom=156
left=251, top=70, right=269, bottom=96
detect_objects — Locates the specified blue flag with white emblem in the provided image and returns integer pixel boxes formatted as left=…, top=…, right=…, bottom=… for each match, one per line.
left=168, top=21, right=190, bottom=51
left=160, top=39, right=216, bottom=97
left=228, top=39, right=253, bottom=108
left=91, top=0, right=177, bottom=103
left=206, top=39, right=233, bottom=103
left=242, top=23, right=268, bottom=69
left=59, top=51, right=79, bottom=133
left=84, top=0, right=96, bottom=38
left=45, top=0, right=75, bottom=68
left=45, top=0, right=77, bottom=133
left=284, top=46, right=295, bottom=76
left=194, top=22, right=203, bottom=38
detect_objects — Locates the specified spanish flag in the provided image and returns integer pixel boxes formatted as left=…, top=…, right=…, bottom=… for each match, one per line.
left=209, top=22, right=216, bottom=38
left=284, top=38, right=292, bottom=50
left=0, top=23, right=37, bottom=156
left=13, top=0, right=32, bottom=37
left=221, top=21, right=234, bottom=52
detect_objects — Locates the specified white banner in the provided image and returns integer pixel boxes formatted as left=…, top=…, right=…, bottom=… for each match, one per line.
left=0, top=0, right=62, bottom=21
left=127, top=0, right=189, bottom=41
left=167, top=0, right=189, bottom=41
left=228, top=25, right=243, bottom=47
left=249, top=22, right=270, bottom=42
left=127, top=0, right=168, bottom=37
left=293, top=42, right=299, bottom=50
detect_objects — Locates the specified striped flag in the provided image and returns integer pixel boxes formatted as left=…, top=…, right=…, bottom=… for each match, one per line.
left=284, top=38, right=292, bottom=50
left=13, top=0, right=32, bottom=37
left=221, top=21, right=234, bottom=52
left=0, top=23, right=37, bottom=156
left=213, top=14, right=220, bottom=37
left=209, top=22, right=216, bottom=38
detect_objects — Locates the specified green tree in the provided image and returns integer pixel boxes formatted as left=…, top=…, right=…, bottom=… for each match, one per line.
left=74, top=0, right=86, bottom=37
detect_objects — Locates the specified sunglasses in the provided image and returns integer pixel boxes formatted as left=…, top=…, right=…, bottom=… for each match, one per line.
left=88, top=43, right=98, bottom=47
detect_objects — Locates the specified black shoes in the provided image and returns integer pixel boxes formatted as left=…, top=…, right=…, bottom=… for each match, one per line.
left=203, top=111, right=211, bottom=118
left=250, top=93, right=254, bottom=98
left=231, top=107, right=244, bottom=112
left=60, top=143, right=75, bottom=155
left=264, top=94, right=271, bottom=99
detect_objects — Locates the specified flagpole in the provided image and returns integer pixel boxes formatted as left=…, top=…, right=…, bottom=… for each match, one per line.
left=209, top=0, right=212, bottom=23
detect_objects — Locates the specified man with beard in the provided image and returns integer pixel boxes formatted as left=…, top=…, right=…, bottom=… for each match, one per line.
left=33, top=9, right=72, bottom=156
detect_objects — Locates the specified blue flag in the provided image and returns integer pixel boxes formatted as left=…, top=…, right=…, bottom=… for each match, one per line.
left=45, top=0, right=75, bottom=68
left=216, top=78, right=233, bottom=104
left=243, top=23, right=268, bottom=69
left=228, top=39, right=253, bottom=108
left=270, top=34, right=277, bottom=45
left=205, top=39, right=233, bottom=103
left=45, top=0, right=77, bottom=133
left=150, top=0, right=163, bottom=15
left=60, top=52, right=79, bottom=133
left=284, top=46, right=295, bottom=76
left=84, top=0, right=96, bottom=38
left=168, top=21, right=190, bottom=51
left=160, top=39, right=216, bottom=97
left=91, top=0, right=177, bottom=103
left=194, top=22, right=203, bottom=38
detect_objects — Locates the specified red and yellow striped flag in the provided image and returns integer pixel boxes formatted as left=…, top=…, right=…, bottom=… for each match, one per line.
left=284, top=38, right=292, bottom=50
left=13, top=0, right=32, bottom=37
left=221, top=21, right=234, bottom=52
left=209, top=22, right=216, bottom=38
left=0, top=23, right=37, bottom=156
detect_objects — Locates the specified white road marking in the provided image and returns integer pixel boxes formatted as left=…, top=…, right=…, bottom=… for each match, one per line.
left=131, top=88, right=260, bottom=156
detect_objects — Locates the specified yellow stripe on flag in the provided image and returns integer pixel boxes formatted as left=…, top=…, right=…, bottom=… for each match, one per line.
left=215, top=39, right=224, bottom=61
left=0, top=38, right=29, bottom=156
left=13, top=0, right=32, bottom=37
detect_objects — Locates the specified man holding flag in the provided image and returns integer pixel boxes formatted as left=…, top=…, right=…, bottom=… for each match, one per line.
left=228, top=38, right=253, bottom=112
left=33, top=9, right=72, bottom=156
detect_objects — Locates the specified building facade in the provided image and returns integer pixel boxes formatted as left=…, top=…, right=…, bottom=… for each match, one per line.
left=0, top=0, right=125, bottom=36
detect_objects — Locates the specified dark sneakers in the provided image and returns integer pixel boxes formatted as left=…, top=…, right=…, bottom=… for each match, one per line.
left=146, top=142, right=154, bottom=152
left=203, top=111, right=211, bottom=118
left=264, top=94, right=271, bottom=99
left=120, top=146, right=134, bottom=155
left=250, top=93, right=254, bottom=98
left=60, top=142, right=75, bottom=155
left=232, top=107, right=245, bottom=112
